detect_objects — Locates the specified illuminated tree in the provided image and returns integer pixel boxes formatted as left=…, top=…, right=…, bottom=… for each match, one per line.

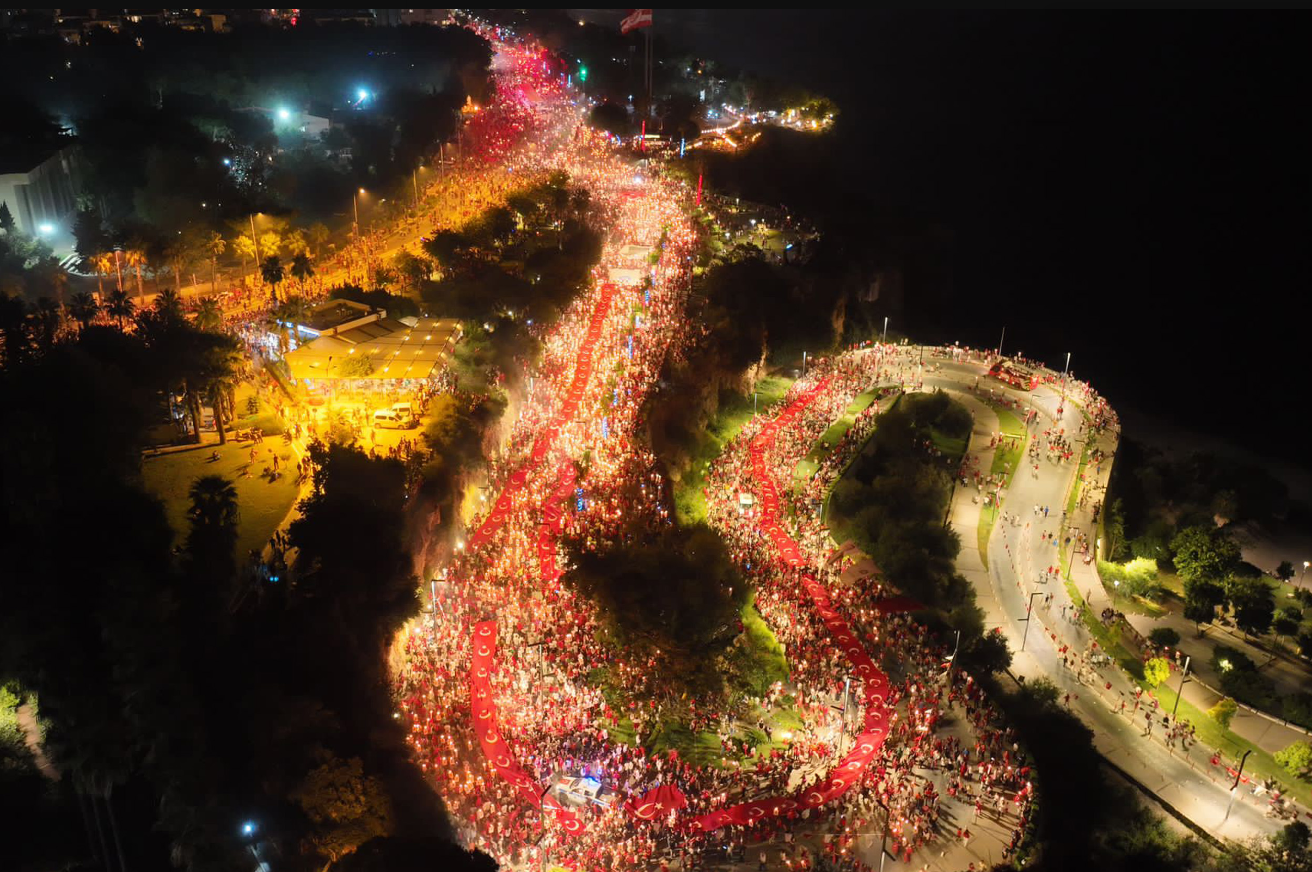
left=1208, top=697, right=1237, bottom=730
left=1143, top=657, right=1171, bottom=687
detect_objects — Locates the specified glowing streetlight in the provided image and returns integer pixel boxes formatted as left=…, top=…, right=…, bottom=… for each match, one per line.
left=354, top=188, right=366, bottom=237
left=37, top=223, right=54, bottom=236
left=277, top=107, right=291, bottom=121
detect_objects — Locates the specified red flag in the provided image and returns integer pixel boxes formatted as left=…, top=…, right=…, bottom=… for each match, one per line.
left=620, top=9, right=653, bottom=34
left=625, top=784, right=688, bottom=820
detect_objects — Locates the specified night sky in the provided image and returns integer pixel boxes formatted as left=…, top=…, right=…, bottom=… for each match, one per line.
left=579, top=10, right=1312, bottom=467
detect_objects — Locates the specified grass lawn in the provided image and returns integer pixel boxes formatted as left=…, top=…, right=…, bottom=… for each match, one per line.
left=979, top=504, right=997, bottom=570
left=793, top=385, right=885, bottom=489
left=141, top=440, right=301, bottom=561
left=673, top=374, right=794, bottom=524
left=1065, top=447, right=1090, bottom=519
left=988, top=403, right=1027, bottom=480
left=741, top=595, right=790, bottom=689
left=975, top=400, right=1028, bottom=569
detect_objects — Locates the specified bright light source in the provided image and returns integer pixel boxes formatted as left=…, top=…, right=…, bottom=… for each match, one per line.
left=358, top=188, right=366, bottom=194
left=222, top=157, right=232, bottom=166
left=277, top=107, right=291, bottom=121
left=37, top=223, right=54, bottom=236
left=358, top=88, right=370, bottom=101
left=241, top=821, right=256, bottom=837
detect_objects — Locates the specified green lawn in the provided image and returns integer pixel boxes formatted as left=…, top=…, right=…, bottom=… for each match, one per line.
left=673, top=375, right=794, bottom=524
left=988, top=403, right=1027, bottom=480
left=976, top=401, right=1028, bottom=568
left=793, top=385, right=885, bottom=489
left=141, top=440, right=302, bottom=561
left=979, top=504, right=997, bottom=570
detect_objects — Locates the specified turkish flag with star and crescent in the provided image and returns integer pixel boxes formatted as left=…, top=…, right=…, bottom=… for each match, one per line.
left=620, top=9, right=653, bottom=34
left=625, top=783, right=688, bottom=820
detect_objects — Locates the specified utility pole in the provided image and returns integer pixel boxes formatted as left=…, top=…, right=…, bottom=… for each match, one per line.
left=1020, top=591, right=1042, bottom=652
left=1171, top=655, right=1192, bottom=721
left=881, top=316, right=888, bottom=345
left=997, top=325, right=1005, bottom=358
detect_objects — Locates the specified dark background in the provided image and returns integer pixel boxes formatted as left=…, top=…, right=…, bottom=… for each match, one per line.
left=578, top=10, right=1312, bottom=468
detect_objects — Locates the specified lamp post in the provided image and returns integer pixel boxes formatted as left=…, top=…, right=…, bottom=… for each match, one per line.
left=875, top=797, right=893, bottom=872
left=802, top=350, right=808, bottom=378
left=1059, top=351, right=1071, bottom=414
left=881, top=316, right=888, bottom=345
left=1020, top=591, right=1042, bottom=652
left=249, top=213, right=262, bottom=265
left=997, top=325, right=1005, bottom=358
left=1303, top=560, right=1309, bottom=589
left=353, top=188, right=365, bottom=238
left=1221, top=748, right=1253, bottom=825
left=1171, top=655, right=1191, bottom=721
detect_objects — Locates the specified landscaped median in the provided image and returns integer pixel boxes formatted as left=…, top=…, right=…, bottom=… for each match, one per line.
left=977, top=396, right=1030, bottom=569
left=792, top=384, right=889, bottom=488
left=672, top=374, right=794, bottom=524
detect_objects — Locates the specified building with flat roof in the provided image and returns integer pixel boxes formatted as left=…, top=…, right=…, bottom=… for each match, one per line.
left=284, top=317, right=462, bottom=383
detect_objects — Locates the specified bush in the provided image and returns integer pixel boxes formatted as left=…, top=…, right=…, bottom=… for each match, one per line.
left=1275, top=741, right=1312, bottom=776
left=1209, top=697, right=1238, bottom=730
left=1144, top=657, right=1172, bottom=687
left=1148, top=627, right=1180, bottom=648
left=1098, top=557, right=1160, bottom=598
left=1282, top=694, right=1312, bottom=733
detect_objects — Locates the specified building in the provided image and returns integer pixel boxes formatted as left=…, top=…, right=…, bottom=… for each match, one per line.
left=0, top=145, right=83, bottom=239
left=284, top=314, right=463, bottom=385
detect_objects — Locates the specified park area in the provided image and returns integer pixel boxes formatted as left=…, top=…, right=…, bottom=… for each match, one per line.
left=141, top=440, right=302, bottom=562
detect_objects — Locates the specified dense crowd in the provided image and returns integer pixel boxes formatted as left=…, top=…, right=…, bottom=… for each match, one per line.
left=390, top=30, right=1042, bottom=872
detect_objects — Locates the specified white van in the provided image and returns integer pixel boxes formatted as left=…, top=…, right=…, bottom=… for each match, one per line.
left=390, top=402, right=416, bottom=424
left=373, top=408, right=410, bottom=430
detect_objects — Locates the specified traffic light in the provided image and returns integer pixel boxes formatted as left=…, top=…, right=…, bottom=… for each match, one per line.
left=578, top=62, right=588, bottom=83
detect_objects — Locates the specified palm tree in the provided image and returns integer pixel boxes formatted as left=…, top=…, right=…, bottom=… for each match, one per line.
left=91, top=252, right=115, bottom=298
left=68, top=291, right=100, bottom=329
left=205, top=231, right=226, bottom=294
left=194, top=297, right=222, bottom=332
left=154, top=287, right=183, bottom=319
left=289, top=252, right=314, bottom=292
left=260, top=256, right=285, bottom=302
left=111, top=249, right=125, bottom=294
left=284, top=228, right=309, bottom=259
left=307, top=222, right=331, bottom=259
left=124, top=247, right=148, bottom=299
left=30, top=298, right=63, bottom=353
left=104, top=288, right=134, bottom=328
left=233, top=234, right=256, bottom=279
left=187, top=474, right=239, bottom=532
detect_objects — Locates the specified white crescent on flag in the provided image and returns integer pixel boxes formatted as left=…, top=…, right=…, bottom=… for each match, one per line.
left=620, top=8, right=653, bottom=34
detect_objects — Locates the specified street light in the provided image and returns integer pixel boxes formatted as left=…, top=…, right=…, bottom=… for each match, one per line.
left=881, top=316, right=888, bottom=345
left=1020, top=591, right=1042, bottom=652
left=1170, top=655, right=1191, bottom=721
left=353, top=188, right=366, bottom=237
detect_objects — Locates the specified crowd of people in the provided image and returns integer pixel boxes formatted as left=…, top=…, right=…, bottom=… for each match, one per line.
left=380, top=27, right=1117, bottom=872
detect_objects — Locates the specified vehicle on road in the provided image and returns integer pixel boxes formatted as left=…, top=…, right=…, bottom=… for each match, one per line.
left=988, top=358, right=1040, bottom=391
left=373, top=408, right=414, bottom=429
